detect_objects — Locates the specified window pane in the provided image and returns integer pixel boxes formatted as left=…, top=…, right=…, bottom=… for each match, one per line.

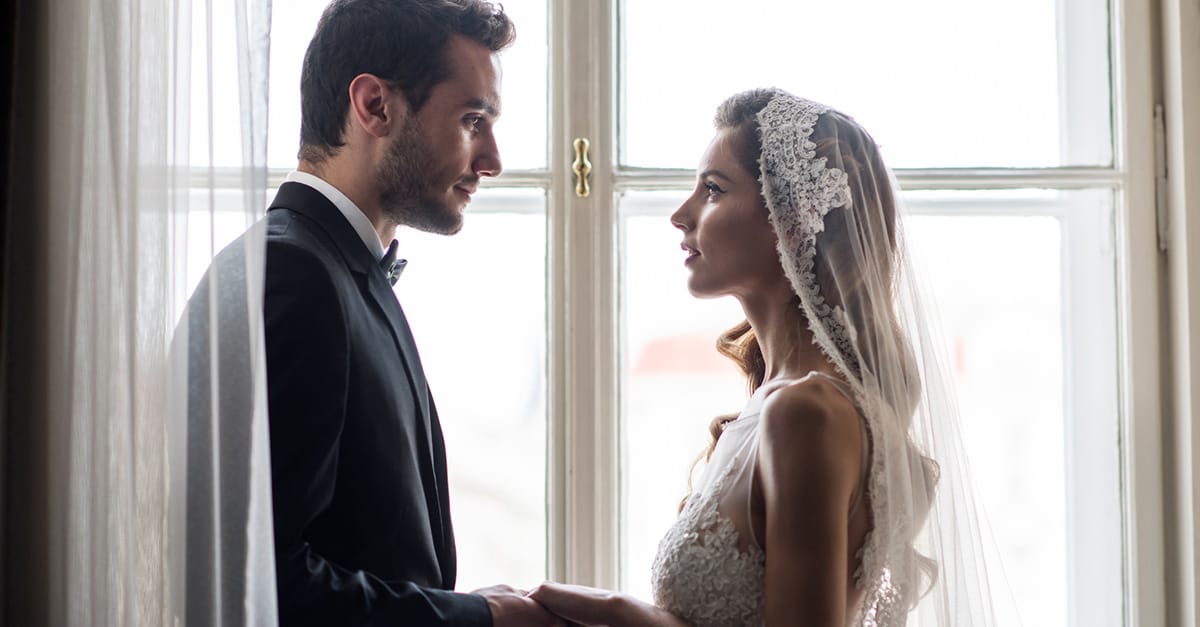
left=904, top=189, right=1121, bottom=626
left=621, top=0, right=1112, bottom=169
left=619, top=193, right=747, bottom=600
left=395, top=189, right=548, bottom=591
left=265, top=0, right=326, bottom=169
left=268, top=0, right=548, bottom=170
left=490, top=0, right=549, bottom=171
left=618, top=189, right=1122, bottom=626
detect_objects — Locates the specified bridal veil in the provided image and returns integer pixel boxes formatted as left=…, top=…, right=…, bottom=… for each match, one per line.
left=754, top=88, right=1006, bottom=626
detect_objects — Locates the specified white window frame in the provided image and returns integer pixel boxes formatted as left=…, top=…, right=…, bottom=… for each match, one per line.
left=1159, top=0, right=1200, bottom=624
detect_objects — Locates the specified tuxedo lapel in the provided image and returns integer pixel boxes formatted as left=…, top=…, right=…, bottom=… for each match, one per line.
left=268, top=182, right=446, bottom=550
left=359, top=269, right=447, bottom=553
left=268, top=184, right=419, bottom=387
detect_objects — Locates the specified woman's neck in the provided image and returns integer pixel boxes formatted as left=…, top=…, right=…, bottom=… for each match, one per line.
left=739, top=290, right=832, bottom=383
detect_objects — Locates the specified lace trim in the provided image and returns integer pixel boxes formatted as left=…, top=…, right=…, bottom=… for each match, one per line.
left=857, top=429, right=926, bottom=626
left=757, top=91, right=912, bottom=626
left=651, top=452, right=764, bottom=627
left=757, top=93, right=859, bottom=381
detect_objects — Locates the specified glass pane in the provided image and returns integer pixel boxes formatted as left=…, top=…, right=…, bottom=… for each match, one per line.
left=618, top=189, right=1122, bottom=627
left=394, top=188, right=548, bottom=591
left=491, top=0, right=549, bottom=171
left=619, top=193, right=748, bottom=599
left=904, top=189, right=1121, bottom=626
left=621, top=0, right=1112, bottom=169
left=267, top=0, right=548, bottom=171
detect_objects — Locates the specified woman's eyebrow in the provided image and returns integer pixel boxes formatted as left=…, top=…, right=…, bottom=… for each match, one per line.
left=698, top=169, right=733, bottom=182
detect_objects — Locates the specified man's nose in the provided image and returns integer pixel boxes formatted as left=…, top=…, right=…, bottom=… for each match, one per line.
left=474, top=132, right=502, bottom=178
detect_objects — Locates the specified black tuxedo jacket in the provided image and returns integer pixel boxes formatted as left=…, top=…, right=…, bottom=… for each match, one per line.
left=259, top=182, right=490, bottom=626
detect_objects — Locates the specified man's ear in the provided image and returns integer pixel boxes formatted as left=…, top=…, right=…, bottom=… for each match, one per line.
left=347, top=73, right=407, bottom=139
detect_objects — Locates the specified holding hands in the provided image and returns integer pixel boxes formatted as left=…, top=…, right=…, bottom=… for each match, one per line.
left=526, top=582, right=691, bottom=627
left=473, top=584, right=566, bottom=627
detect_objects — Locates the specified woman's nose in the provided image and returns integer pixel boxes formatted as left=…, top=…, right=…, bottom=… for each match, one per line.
left=669, top=199, right=693, bottom=232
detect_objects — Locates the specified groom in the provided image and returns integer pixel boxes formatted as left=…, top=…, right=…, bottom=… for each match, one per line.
left=261, top=1, right=559, bottom=625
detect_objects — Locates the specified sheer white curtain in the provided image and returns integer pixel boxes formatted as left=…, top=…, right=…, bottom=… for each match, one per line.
left=6, top=0, right=275, bottom=625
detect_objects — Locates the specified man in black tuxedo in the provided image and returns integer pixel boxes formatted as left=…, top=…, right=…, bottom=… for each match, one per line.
left=257, top=1, right=560, bottom=625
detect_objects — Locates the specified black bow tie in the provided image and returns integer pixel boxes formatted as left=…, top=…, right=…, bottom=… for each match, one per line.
left=380, top=239, right=407, bottom=286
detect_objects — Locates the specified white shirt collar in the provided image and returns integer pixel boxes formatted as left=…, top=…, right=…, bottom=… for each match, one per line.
left=285, top=170, right=387, bottom=261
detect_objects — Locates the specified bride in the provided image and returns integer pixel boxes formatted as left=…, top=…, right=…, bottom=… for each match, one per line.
left=528, top=88, right=1000, bottom=626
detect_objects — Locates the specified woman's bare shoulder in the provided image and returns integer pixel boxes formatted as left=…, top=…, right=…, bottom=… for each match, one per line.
left=758, top=376, right=862, bottom=479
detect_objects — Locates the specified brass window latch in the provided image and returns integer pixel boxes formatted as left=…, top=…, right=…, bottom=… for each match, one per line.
left=572, top=137, right=592, bottom=197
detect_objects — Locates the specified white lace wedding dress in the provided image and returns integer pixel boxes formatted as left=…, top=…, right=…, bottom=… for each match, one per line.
left=649, top=372, right=869, bottom=627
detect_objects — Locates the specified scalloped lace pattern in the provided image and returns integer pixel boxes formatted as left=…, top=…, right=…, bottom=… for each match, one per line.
left=650, top=452, right=765, bottom=627
left=758, top=94, right=859, bottom=380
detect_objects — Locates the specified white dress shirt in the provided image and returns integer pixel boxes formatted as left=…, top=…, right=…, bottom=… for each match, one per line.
left=285, top=170, right=387, bottom=261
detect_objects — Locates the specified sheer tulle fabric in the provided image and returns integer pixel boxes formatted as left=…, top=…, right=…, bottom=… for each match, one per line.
left=757, top=91, right=1002, bottom=626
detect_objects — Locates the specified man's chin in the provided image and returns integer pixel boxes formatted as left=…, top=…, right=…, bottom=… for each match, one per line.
left=438, top=199, right=466, bottom=234
left=385, top=196, right=465, bottom=235
left=419, top=199, right=465, bottom=235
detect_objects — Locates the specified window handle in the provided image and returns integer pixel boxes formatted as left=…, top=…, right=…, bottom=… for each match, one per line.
left=572, top=137, right=592, bottom=198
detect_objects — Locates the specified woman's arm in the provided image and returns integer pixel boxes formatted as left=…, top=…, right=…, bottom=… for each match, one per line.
left=757, top=381, right=864, bottom=626
left=527, top=583, right=691, bottom=627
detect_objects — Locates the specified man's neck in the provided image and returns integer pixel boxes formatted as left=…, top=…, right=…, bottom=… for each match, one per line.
left=297, top=159, right=396, bottom=246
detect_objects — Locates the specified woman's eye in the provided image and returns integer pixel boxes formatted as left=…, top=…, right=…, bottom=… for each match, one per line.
left=703, top=182, right=723, bottom=198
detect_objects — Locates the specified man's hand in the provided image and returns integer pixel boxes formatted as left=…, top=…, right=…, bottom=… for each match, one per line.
left=473, top=584, right=567, bottom=627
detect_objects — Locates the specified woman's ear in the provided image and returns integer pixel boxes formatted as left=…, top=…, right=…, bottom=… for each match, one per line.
left=346, top=73, right=407, bottom=138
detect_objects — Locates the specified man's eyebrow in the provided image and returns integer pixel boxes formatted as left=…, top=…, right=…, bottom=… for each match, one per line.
left=463, top=97, right=499, bottom=118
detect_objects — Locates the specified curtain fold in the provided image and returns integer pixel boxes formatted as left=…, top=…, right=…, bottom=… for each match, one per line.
left=4, top=0, right=275, bottom=625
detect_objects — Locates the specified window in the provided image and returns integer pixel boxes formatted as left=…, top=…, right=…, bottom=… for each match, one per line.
left=260, top=0, right=1164, bottom=622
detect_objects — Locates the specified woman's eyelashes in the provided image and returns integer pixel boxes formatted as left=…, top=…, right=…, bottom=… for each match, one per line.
left=702, top=180, right=725, bottom=200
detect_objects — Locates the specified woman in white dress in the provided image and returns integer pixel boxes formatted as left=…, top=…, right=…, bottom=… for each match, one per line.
left=529, top=88, right=999, bottom=627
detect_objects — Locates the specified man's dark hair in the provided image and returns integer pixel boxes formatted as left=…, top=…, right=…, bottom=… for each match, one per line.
left=298, top=0, right=515, bottom=163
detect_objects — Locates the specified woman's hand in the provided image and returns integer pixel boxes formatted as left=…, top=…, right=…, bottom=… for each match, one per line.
left=527, top=582, right=691, bottom=627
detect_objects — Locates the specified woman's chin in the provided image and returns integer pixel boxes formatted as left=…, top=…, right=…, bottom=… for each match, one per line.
left=685, top=279, right=722, bottom=300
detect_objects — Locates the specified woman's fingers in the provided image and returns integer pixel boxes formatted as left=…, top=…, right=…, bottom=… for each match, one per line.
left=527, top=582, right=620, bottom=624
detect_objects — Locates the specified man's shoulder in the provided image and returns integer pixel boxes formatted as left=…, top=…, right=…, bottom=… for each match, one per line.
left=263, top=207, right=346, bottom=267
left=265, top=205, right=318, bottom=243
left=201, top=210, right=325, bottom=271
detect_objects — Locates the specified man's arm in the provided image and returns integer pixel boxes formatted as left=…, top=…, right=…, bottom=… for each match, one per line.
left=263, top=240, right=493, bottom=626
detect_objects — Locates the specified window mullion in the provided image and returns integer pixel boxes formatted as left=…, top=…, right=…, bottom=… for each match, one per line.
left=547, top=0, right=620, bottom=589
left=1151, top=0, right=1200, bottom=622
left=1109, top=0, right=1167, bottom=622
left=611, top=167, right=1127, bottom=193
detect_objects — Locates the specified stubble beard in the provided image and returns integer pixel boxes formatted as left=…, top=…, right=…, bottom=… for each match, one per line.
left=377, top=117, right=465, bottom=235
